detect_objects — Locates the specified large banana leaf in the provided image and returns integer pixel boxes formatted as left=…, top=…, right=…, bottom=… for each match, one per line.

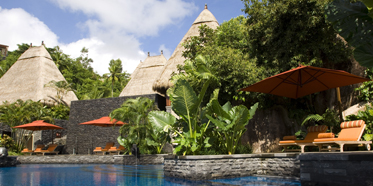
left=171, top=79, right=198, bottom=120
left=148, top=111, right=176, bottom=132
left=326, top=0, right=373, bottom=68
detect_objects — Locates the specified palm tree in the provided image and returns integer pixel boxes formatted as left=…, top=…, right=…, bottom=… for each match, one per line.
left=104, top=59, right=123, bottom=97
left=110, top=97, right=158, bottom=154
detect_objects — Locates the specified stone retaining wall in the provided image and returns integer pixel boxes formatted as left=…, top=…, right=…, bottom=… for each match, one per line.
left=0, top=156, right=18, bottom=167
left=66, top=94, right=165, bottom=155
left=300, top=152, right=373, bottom=186
left=17, top=154, right=167, bottom=165
left=164, top=153, right=300, bottom=180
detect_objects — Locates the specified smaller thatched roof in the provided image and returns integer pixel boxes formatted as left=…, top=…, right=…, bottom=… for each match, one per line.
left=120, top=52, right=167, bottom=97
left=152, top=5, right=219, bottom=95
left=0, top=45, right=78, bottom=106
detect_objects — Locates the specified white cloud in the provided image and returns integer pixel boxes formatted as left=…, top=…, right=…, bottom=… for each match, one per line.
left=1, top=0, right=197, bottom=75
left=0, top=7, right=59, bottom=50
left=50, top=0, right=197, bottom=36
left=49, top=0, right=197, bottom=74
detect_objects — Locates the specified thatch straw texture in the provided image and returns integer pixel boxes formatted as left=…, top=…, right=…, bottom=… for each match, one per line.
left=120, top=54, right=167, bottom=97
left=152, top=7, right=219, bottom=95
left=0, top=46, right=78, bottom=106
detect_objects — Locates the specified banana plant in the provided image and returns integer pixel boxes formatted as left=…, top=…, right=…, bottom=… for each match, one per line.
left=206, top=100, right=259, bottom=155
left=148, top=55, right=217, bottom=155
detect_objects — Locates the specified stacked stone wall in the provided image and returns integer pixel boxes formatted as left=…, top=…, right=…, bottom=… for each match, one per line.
left=66, top=94, right=165, bottom=154
left=17, top=154, right=167, bottom=165
left=164, top=153, right=300, bottom=180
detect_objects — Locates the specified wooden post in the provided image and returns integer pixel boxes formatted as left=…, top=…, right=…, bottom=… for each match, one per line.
left=336, top=87, right=344, bottom=122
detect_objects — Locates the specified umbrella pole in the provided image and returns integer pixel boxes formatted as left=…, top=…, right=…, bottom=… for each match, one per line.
left=336, top=87, right=344, bottom=122
left=52, top=130, right=54, bottom=144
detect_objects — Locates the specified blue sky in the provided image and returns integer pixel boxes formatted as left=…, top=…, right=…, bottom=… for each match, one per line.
left=1, top=0, right=246, bottom=75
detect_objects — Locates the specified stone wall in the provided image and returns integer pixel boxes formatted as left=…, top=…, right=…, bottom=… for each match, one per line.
left=66, top=94, right=165, bottom=154
left=39, top=119, right=68, bottom=149
left=114, top=154, right=166, bottom=165
left=300, top=152, right=373, bottom=186
left=17, top=154, right=167, bottom=165
left=164, top=153, right=300, bottom=180
left=0, top=156, right=18, bottom=167
left=242, top=105, right=302, bottom=153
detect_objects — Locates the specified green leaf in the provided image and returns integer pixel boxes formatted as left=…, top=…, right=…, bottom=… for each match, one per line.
left=148, top=111, right=176, bottom=132
left=171, top=79, right=198, bottom=118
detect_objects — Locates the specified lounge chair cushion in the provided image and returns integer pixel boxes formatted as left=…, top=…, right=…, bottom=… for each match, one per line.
left=340, top=120, right=364, bottom=128
left=41, top=144, right=58, bottom=152
left=22, top=148, right=33, bottom=153
left=279, top=125, right=328, bottom=144
left=318, top=133, right=335, bottom=138
left=283, top=136, right=296, bottom=140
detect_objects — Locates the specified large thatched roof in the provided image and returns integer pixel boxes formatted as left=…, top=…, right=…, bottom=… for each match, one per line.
left=120, top=52, right=167, bottom=97
left=0, top=45, right=78, bottom=106
left=152, top=5, right=219, bottom=95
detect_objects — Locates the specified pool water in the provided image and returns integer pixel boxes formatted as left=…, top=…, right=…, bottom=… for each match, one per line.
left=0, top=164, right=300, bottom=186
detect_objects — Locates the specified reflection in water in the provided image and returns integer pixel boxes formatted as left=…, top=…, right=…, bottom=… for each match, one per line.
left=0, top=164, right=300, bottom=186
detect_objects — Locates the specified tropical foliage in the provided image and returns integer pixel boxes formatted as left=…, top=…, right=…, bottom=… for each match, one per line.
left=148, top=55, right=258, bottom=155
left=346, top=103, right=373, bottom=141
left=110, top=97, right=169, bottom=154
left=206, top=100, right=258, bottom=155
left=301, top=109, right=340, bottom=133
left=0, top=99, right=63, bottom=152
left=326, top=0, right=373, bottom=68
left=242, top=0, right=350, bottom=72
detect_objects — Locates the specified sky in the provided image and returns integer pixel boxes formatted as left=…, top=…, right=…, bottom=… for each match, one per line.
left=0, top=0, right=246, bottom=75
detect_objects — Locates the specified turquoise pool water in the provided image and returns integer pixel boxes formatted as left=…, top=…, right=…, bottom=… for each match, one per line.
left=0, top=164, right=300, bottom=186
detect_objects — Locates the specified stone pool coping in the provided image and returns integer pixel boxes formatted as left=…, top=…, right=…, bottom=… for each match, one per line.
left=164, top=152, right=299, bottom=160
left=16, top=154, right=168, bottom=165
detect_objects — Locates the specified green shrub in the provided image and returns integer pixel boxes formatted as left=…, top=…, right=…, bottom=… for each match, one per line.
left=0, top=134, right=16, bottom=150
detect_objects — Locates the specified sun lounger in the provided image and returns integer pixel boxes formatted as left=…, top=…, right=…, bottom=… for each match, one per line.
left=35, top=144, right=59, bottom=156
left=93, top=142, right=115, bottom=155
left=108, top=145, right=126, bottom=155
left=279, top=125, right=328, bottom=153
left=22, top=144, right=45, bottom=155
left=314, top=120, right=372, bottom=152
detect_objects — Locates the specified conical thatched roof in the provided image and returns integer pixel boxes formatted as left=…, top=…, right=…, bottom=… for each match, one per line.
left=152, top=5, right=219, bottom=95
left=120, top=52, right=167, bottom=97
left=0, top=45, right=78, bottom=106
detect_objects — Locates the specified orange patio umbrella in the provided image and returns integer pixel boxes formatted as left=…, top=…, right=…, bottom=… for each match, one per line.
left=239, top=65, right=371, bottom=120
left=13, top=120, right=64, bottom=144
left=80, top=116, right=126, bottom=127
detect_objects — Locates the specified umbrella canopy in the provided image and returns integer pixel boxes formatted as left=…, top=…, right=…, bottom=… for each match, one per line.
left=239, top=65, right=370, bottom=99
left=80, top=116, right=126, bottom=127
left=13, top=120, right=63, bottom=131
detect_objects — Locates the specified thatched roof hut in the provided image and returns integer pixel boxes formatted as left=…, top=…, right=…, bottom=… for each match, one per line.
left=152, top=5, right=219, bottom=95
left=120, top=52, right=167, bottom=96
left=0, top=45, right=78, bottom=106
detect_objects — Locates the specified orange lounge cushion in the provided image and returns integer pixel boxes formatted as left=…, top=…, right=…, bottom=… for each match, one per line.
left=41, top=145, right=58, bottom=152
left=93, top=147, right=102, bottom=151
left=318, top=133, right=335, bottom=138
left=314, top=138, right=360, bottom=142
left=108, top=147, right=117, bottom=152
left=22, top=148, right=33, bottom=153
left=340, top=120, right=364, bottom=128
left=279, top=139, right=316, bottom=144
left=283, top=136, right=296, bottom=140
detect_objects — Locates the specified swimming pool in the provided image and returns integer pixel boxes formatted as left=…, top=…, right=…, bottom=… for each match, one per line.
left=0, top=164, right=300, bottom=186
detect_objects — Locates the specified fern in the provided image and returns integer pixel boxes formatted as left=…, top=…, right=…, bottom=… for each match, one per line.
left=301, top=114, right=323, bottom=126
